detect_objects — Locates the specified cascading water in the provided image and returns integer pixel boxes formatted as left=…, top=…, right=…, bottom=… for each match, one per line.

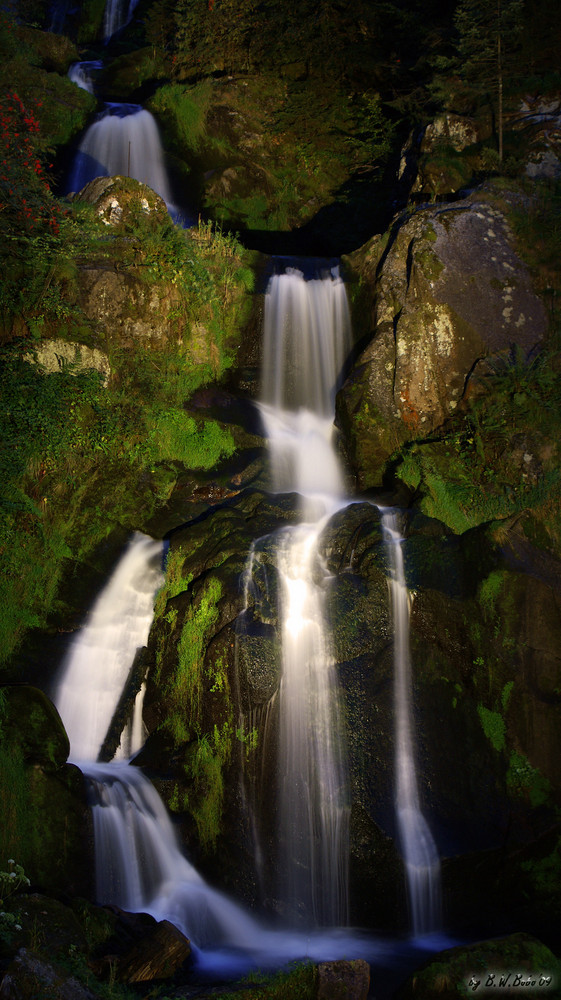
left=56, top=532, right=163, bottom=763
left=67, top=103, right=183, bottom=221
left=381, top=511, right=442, bottom=937
left=54, top=533, right=263, bottom=957
left=256, top=264, right=352, bottom=926
left=103, top=0, right=140, bottom=41
left=68, top=61, right=102, bottom=95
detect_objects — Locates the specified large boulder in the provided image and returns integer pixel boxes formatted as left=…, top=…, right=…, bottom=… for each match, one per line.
left=0, top=686, right=91, bottom=898
left=395, top=932, right=560, bottom=1000
left=338, top=188, right=548, bottom=488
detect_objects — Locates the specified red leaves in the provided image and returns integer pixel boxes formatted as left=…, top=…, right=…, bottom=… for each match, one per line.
left=0, top=91, right=64, bottom=235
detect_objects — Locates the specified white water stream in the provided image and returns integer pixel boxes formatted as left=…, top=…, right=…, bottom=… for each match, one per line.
left=381, top=511, right=442, bottom=936
left=54, top=533, right=264, bottom=956
left=68, top=61, right=103, bottom=95
left=53, top=264, right=442, bottom=974
left=67, top=103, right=182, bottom=221
left=257, top=265, right=352, bottom=926
left=103, top=0, right=140, bottom=41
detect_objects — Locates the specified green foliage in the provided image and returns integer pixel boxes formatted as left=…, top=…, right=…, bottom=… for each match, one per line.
left=0, top=184, right=254, bottom=665
left=0, top=859, right=30, bottom=905
left=511, top=180, right=561, bottom=308
left=455, top=0, right=524, bottom=91
left=214, top=962, right=317, bottom=1000
left=0, top=743, right=32, bottom=867
left=154, top=546, right=192, bottom=618
left=148, top=81, right=212, bottom=154
left=0, top=860, right=29, bottom=948
left=477, top=704, right=506, bottom=752
left=507, top=750, right=552, bottom=807
left=520, top=835, right=561, bottom=913
left=478, top=570, right=506, bottom=616
left=148, top=411, right=235, bottom=468
left=76, top=0, right=105, bottom=43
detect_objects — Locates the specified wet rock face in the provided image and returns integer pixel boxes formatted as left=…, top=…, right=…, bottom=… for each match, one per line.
left=339, top=190, right=548, bottom=488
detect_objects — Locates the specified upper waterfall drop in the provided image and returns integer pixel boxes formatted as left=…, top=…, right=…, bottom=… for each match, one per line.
left=260, top=265, right=351, bottom=503
left=257, top=263, right=352, bottom=927
left=103, top=0, right=140, bottom=41
left=67, top=104, right=182, bottom=221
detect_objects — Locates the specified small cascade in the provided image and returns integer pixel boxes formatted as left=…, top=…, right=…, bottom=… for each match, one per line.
left=84, top=762, right=259, bottom=948
left=253, top=264, right=352, bottom=926
left=68, top=61, right=102, bottom=95
left=67, top=104, right=182, bottom=221
left=54, top=533, right=265, bottom=954
left=381, top=510, right=442, bottom=937
left=103, top=0, right=140, bottom=41
left=56, top=532, right=163, bottom=763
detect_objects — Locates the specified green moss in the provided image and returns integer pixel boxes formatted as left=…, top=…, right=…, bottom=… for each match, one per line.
left=478, top=570, right=506, bottom=617
left=188, top=722, right=232, bottom=850
left=162, top=576, right=222, bottom=742
left=507, top=750, right=552, bottom=807
left=477, top=704, right=506, bottom=752
left=501, top=680, right=514, bottom=711
left=148, top=412, right=236, bottom=468
left=76, top=0, right=105, bottom=42
left=148, top=80, right=212, bottom=155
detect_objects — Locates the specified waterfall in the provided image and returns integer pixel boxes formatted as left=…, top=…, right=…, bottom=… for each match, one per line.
left=67, top=104, right=182, bottom=221
left=68, top=61, right=102, bottom=95
left=381, top=511, right=442, bottom=936
left=54, top=533, right=262, bottom=953
left=257, top=264, right=352, bottom=926
left=103, top=0, right=140, bottom=41
left=56, top=532, right=163, bottom=763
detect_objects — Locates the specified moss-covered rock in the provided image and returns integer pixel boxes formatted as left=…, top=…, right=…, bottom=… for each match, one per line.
left=395, top=933, right=561, bottom=1000
left=339, top=188, right=548, bottom=488
left=0, top=686, right=91, bottom=897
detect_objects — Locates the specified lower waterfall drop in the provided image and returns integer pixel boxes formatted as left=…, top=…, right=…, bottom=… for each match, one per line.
left=381, top=510, right=442, bottom=937
left=54, top=533, right=262, bottom=957
left=258, top=263, right=352, bottom=926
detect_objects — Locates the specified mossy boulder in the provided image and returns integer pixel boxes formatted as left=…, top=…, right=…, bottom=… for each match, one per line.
left=339, top=187, right=548, bottom=488
left=0, top=686, right=91, bottom=897
left=16, top=27, right=79, bottom=74
left=395, top=933, right=561, bottom=999
left=73, top=175, right=169, bottom=229
left=1, top=685, right=69, bottom=769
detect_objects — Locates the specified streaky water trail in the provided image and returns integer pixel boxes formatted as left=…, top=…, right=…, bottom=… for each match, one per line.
left=67, top=103, right=184, bottom=222
left=256, top=264, right=352, bottom=926
left=380, top=510, right=442, bottom=937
